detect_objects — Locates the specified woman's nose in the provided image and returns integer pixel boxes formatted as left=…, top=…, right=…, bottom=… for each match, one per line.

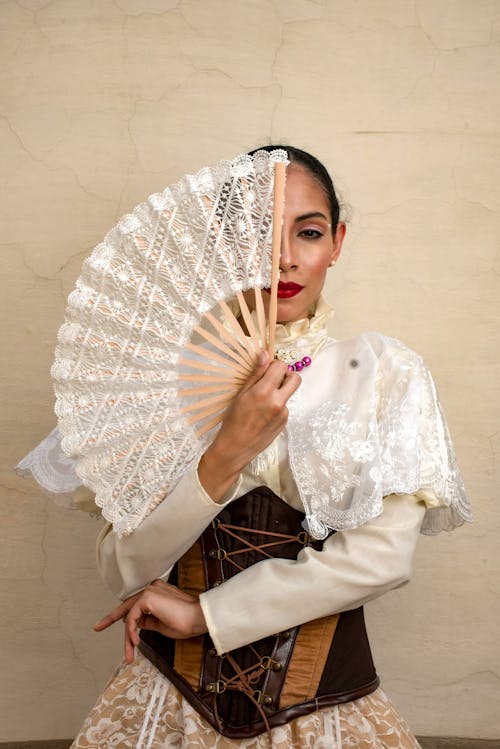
left=279, top=235, right=298, bottom=272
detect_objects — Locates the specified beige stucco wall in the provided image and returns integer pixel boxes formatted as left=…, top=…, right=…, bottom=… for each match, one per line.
left=1, top=0, right=499, bottom=741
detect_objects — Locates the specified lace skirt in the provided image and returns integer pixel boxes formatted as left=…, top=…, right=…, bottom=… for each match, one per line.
left=70, top=651, right=422, bottom=749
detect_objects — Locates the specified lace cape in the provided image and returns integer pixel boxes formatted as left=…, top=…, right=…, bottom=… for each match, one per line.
left=17, top=331, right=471, bottom=539
left=285, top=332, right=471, bottom=537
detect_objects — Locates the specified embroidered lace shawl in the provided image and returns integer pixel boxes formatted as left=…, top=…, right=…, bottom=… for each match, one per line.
left=16, top=301, right=471, bottom=538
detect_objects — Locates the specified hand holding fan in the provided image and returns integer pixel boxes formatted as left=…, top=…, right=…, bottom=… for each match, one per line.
left=52, top=150, right=288, bottom=535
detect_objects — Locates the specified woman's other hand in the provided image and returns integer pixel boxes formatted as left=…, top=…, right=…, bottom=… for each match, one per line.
left=93, top=580, right=208, bottom=664
left=198, top=352, right=301, bottom=501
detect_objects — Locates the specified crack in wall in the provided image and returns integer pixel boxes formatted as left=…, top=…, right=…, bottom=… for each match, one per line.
left=17, top=246, right=93, bottom=305
left=56, top=595, right=100, bottom=691
left=1, top=112, right=120, bottom=208
left=1, top=112, right=46, bottom=165
left=270, top=0, right=326, bottom=23
left=112, top=0, right=181, bottom=19
left=0, top=476, right=33, bottom=496
left=391, top=668, right=500, bottom=689
left=268, top=11, right=287, bottom=142
left=15, top=0, right=54, bottom=13
left=413, top=0, right=439, bottom=52
left=38, top=494, right=49, bottom=586
left=414, top=0, right=498, bottom=51
left=176, top=0, right=208, bottom=37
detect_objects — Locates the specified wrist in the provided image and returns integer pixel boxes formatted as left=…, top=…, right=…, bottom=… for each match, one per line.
left=198, top=443, right=241, bottom=503
left=189, top=600, right=208, bottom=638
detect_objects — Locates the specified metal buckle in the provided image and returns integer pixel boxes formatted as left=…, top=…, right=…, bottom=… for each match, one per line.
left=254, top=690, right=272, bottom=705
left=261, top=656, right=282, bottom=671
left=208, top=548, right=227, bottom=560
left=207, top=679, right=226, bottom=694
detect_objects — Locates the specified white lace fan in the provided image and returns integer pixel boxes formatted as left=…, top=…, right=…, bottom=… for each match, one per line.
left=52, top=150, right=288, bottom=535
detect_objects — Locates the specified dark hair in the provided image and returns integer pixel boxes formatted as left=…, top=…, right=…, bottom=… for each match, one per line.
left=248, top=145, right=340, bottom=231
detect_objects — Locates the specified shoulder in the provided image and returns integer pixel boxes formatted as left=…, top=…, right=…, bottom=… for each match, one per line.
left=359, top=331, right=424, bottom=364
left=320, top=333, right=434, bottom=404
left=310, top=333, right=432, bottom=411
left=323, top=332, right=426, bottom=372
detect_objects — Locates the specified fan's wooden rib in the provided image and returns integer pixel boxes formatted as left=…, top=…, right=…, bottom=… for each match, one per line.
left=180, top=391, right=234, bottom=415
left=177, top=384, right=236, bottom=398
left=216, top=301, right=257, bottom=367
left=268, top=161, right=286, bottom=357
left=204, top=308, right=255, bottom=367
left=185, top=342, right=251, bottom=379
left=192, top=322, right=252, bottom=371
left=178, top=373, right=238, bottom=384
left=186, top=402, right=227, bottom=426
left=254, top=287, right=267, bottom=348
left=195, top=410, right=225, bottom=437
left=236, top=291, right=261, bottom=352
left=179, top=357, right=244, bottom=378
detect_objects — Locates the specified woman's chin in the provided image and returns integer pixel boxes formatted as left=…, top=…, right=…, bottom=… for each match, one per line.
left=276, top=305, right=308, bottom=324
left=275, top=294, right=314, bottom=322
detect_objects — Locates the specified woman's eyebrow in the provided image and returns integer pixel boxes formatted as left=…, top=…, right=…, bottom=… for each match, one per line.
left=294, top=211, right=329, bottom=222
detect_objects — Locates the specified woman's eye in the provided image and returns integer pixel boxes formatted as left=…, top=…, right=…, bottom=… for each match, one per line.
left=299, top=229, right=323, bottom=239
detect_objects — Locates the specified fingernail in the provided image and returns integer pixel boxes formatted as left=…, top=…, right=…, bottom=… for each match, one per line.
left=258, top=351, right=269, bottom=366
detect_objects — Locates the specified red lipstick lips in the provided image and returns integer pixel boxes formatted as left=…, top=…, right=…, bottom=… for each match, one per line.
left=276, top=281, right=304, bottom=299
left=263, top=282, right=304, bottom=299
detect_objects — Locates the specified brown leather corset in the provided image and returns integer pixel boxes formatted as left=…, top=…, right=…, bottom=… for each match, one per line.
left=139, top=486, right=379, bottom=738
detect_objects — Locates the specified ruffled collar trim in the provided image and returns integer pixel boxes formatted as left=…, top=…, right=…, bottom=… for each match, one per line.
left=265, top=297, right=334, bottom=364
left=273, top=296, right=333, bottom=346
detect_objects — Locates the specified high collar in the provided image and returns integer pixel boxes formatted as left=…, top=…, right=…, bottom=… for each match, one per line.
left=228, top=295, right=334, bottom=363
left=273, top=297, right=333, bottom=347
left=266, top=297, right=334, bottom=364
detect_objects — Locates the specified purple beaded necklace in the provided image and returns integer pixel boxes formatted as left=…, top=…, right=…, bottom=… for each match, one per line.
left=287, top=355, right=312, bottom=372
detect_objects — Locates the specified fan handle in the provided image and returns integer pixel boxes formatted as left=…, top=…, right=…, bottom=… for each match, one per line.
left=267, top=161, right=286, bottom=358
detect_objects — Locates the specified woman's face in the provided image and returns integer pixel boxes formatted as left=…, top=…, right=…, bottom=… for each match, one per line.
left=246, top=164, right=345, bottom=324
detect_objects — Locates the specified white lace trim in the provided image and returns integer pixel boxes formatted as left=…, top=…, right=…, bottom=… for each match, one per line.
left=137, top=675, right=168, bottom=749
left=15, top=427, right=82, bottom=509
left=286, top=333, right=471, bottom=538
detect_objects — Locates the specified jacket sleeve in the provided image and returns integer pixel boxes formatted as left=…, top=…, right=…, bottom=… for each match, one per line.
left=96, top=466, right=242, bottom=599
left=199, top=493, right=425, bottom=655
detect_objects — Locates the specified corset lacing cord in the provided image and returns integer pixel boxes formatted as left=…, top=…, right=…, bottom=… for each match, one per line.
left=206, top=518, right=312, bottom=744
left=211, top=650, right=273, bottom=744
left=212, top=520, right=310, bottom=572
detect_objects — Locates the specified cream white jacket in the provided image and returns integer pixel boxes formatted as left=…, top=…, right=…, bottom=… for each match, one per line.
left=96, top=304, right=471, bottom=655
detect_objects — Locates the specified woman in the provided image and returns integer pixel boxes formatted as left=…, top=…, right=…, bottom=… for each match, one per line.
left=21, top=146, right=471, bottom=748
